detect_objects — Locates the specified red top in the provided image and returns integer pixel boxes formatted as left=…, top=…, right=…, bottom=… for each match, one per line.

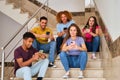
left=82, top=26, right=100, bottom=42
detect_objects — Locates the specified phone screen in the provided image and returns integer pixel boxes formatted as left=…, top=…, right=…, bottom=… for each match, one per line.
left=46, top=32, right=50, bottom=35
left=63, top=27, right=67, bottom=30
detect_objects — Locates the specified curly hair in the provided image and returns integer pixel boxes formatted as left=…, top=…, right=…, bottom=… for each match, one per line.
left=56, top=10, right=72, bottom=23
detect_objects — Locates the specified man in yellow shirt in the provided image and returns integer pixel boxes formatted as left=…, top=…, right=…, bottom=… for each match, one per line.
left=31, top=16, right=56, bottom=67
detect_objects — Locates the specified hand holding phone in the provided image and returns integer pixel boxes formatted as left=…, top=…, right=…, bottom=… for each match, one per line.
left=46, top=32, right=50, bottom=35
left=39, top=50, right=46, bottom=59
left=63, top=27, right=67, bottom=30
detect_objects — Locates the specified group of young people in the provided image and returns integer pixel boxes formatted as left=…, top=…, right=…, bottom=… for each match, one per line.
left=14, top=10, right=101, bottom=80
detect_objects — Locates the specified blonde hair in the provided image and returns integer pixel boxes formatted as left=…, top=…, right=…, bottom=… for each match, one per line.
left=56, top=10, right=72, bottom=23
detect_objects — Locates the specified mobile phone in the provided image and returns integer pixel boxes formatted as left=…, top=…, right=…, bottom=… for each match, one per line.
left=39, top=50, right=43, bottom=53
left=63, top=27, right=67, bottom=30
left=46, top=32, right=50, bottom=35
left=71, top=41, right=75, bottom=45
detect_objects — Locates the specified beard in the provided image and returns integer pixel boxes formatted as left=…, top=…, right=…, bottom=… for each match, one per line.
left=25, top=44, right=32, bottom=50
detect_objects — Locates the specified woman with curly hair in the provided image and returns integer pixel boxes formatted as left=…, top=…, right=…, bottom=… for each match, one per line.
left=56, top=10, right=75, bottom=54
left=82, top=16, right=100, bottom=59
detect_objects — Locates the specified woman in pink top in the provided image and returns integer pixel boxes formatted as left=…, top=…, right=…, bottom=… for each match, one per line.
left=82, top=16, right=100, bottom=59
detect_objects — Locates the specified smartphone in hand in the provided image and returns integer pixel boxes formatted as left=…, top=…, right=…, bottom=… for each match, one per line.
left=63, top=27, right=67, bottom=30
left=46, top=32, right=50, bottom=35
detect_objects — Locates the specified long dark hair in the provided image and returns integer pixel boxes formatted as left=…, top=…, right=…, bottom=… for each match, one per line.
left=84, top=16, right=98, bottom=33
left=63, top=23, right=82, bottom=44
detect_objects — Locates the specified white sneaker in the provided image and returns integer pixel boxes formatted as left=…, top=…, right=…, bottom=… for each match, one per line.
left=78, top=71, right=84, bottom=79
left=63, top=75, right=69, bottom=79
left=62, top=71, right=70, bottom=79
left=91, top=53, right=96, bottom=59
left=78, top=75, right=84, bottom=79
left=93, top=56, right=97, bottom=59
left=52, top=64, right=57, bottom=68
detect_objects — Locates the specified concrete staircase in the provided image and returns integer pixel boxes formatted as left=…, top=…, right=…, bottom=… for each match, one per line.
left=13, top=52, right=106, bottom=80
left=0, top=0, right=33, bottom=25
left=0, top=1, right=105, bottom=80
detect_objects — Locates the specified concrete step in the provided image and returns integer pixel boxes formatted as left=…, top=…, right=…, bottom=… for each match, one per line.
left=3, top=67, right=103, bottom=78
left=55, top=59, right=102, bottom=68
left=44, top=78, right=106, bottom=80
left=13, top=78, right=106, bottom=80
left=56, top=52, right=101, bottom=60
left=0, top=0, right=29, bottom=25
left=45, top=68, right=103, bottom=78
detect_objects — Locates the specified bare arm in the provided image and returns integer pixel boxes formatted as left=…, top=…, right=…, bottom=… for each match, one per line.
left=57, top=29, right=67, bottom=37
left=90, top=28, right=99, bottom=37
left=61, top=43, right=69, bottom=51
left=49, top=33, right=55, bottom=41
left=75, top=43, right=87, bottom=51
left=16, top=53, right=39, bottom=67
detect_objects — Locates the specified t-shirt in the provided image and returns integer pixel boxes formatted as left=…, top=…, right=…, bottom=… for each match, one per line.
left=14, top=46, right=38, bottom=74
left=31, top=26, right=53, bottom=44
left=65, top=37, right=85, bottom=55
left=82, top=26, right=100, bottom=42
left=57, top=20, right=75, bottom=37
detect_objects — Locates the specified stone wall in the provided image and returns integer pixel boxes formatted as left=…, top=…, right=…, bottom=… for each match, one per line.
left=109, top=36, right=120, bottom=58
left=100, top=36, right=112, bottom=80
left=111, top=56, right=120, bottom=80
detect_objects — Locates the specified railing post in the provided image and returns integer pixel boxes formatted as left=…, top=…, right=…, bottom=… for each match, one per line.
left=1, top=48, right=5, bottom=80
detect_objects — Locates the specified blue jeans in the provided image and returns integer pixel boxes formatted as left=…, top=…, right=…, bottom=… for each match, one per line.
left=32, top=39, right=56, bottom=63
left=86, top=36, right=100, bottom=52
left=16, top=59, right=49, bottom=80
left=60, top=51, right=88, bottom=72
left=56, top=37, right=64, bottom=54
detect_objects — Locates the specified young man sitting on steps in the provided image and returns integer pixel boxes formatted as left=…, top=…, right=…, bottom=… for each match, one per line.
left=14, top=32, right=49, bottom=80
left=30, top=16, right=56, bottom=67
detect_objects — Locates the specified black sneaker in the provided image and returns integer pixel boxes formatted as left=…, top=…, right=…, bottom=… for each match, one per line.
left=48, top=62, right=56, bottom=68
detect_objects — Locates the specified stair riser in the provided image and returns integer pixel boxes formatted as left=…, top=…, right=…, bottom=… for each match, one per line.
left=55, top=60, right=102, bottom=68
left=56, top=52, right=100, bottom=60
left=45, top=69, right=103, bottom=78
left=14, top=78, right=106, bottom=80
left=43, top=78, right=106, bottom=80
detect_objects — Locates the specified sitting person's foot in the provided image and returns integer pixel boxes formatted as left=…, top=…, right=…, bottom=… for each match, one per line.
left=78, top=71, right=84, bottom=79
left=62, top=71, right=70, bottom=79
left=48, top=62, right=56, bottom=68
left=91, top=53, right=96, bottom=59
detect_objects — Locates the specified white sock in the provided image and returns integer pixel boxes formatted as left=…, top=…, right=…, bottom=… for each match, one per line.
left=65, top=71, right=70, bottom=75
left=79, top=71, right=83, bottom=76
left=92, top=53, right=96, bottom=59
left=92, top=53, right=96, bottom=56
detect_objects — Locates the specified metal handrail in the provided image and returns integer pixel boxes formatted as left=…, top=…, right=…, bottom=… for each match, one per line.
left=1, top=0, right=48, bottom=80
left=5, top=38, right=22, bottom=60
left=1, top=0, right=48, bottom=50
left=1, top=50, right=5, bottom=80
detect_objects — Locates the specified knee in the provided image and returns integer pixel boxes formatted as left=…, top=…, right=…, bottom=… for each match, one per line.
left=50, top=41, right=56, bottom=46
left=56, top=37, right=62, bottom=40
left=33, top=39, right=37, bottom=44
left=94, top=36, right=100, bottom=41
left=80, top=52, right=87, bottom=57
left=22, top=67, right=31, bottom=73
left=43, top=59, right=49, bottom=64
left=60, top=51, right=67, bottom=58
left=56, top=37, right=63, bottom=41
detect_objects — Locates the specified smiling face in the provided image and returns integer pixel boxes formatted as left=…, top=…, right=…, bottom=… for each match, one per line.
left=69, top=26, right=77, bottom=37
left=88, top=17, right=95, bottom=27
left=23, top=38, right=34, bottom=49
left=40, top=19, right=47, bottom=30
left=61, top=14, right=67, bottom=23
